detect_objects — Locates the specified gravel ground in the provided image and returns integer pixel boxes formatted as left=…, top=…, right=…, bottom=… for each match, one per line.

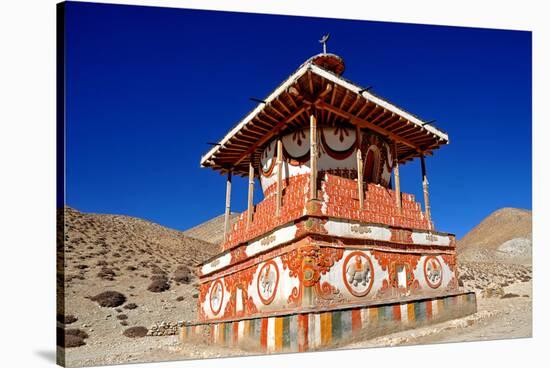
left=65, top=267, right=532, bottom=366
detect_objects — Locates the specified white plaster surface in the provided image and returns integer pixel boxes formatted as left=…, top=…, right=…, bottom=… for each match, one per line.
left=248, top=256, right=300, bottom=312
left=267, top=317, right=275, bottom=352
left=324, top=218, right=392, bottom=241
left=245, top=224, right=297, bottom=257
left=411, top=232, right=451, bottom=246
left=201, top=252, right=231, bottom=275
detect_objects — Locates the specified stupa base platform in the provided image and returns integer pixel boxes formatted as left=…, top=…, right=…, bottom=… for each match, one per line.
left=181, top=291, right=476, bottom=353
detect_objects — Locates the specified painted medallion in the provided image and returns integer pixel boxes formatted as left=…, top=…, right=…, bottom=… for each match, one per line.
left=424, top=256, right=443, bottom=288
left=342, top=251, right=374, bottom=297
left=209, top=279, right=224, bottom=315
left=257, top=260, right=279, bottom=305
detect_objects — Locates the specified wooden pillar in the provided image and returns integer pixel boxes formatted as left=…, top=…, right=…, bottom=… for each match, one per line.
left=356, top=126, right=364, bottom=209
left=420, top=154, right=431, bottom=225
left=309, top=112, right=318, bottom=200
left=247, top=160, right=254, bottom=227
left=223, top=170, right=232, bottom=243
left=276, top=139, right=283, bottom=217
left=393, top=143, right=402, bottom=213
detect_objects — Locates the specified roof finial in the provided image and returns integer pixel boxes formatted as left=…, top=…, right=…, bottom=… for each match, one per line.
left=319, top=34, right=330, bottom=54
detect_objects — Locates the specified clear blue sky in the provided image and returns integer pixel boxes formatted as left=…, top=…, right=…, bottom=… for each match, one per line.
left=65, top=2, right=532, bottom=239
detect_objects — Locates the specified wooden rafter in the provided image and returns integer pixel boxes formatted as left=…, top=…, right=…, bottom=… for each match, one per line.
left=233, top=105, right=308, bottom=166
left=316, top=101, right=421, bottom=151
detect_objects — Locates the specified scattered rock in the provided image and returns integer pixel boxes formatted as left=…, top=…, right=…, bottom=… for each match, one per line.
left=481, top=284, right=504, bottom=298
left=146, top=321, right=179, bottom=336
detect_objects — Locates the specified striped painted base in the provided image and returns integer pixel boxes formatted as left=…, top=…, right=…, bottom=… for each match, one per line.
left=182, top=292, right=476, bottom=353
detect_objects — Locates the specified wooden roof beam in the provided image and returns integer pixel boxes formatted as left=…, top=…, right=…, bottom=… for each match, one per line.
left=348, top=95, right=362, bottom=114
left=307, top=71, right=315, bottom=95
left=233, top=105, right=308, bottom=166
left=254, top=117, right=276, bottom=129
left=260, top=110, right=281, bottom=124
left=238, top=129, right=264, bottom=140
left=266, top=103, right=286, bottom=119
left=316, top=101, right=421, bottom=151
left=372, top=112, right=396, bottom=126
left=355, top=101, right=371, bottom=119
left=246, top=124, right=270, bottom=134
left=285, top=92, right=299, bottom=109
left=384, top=117, right=407, bottom=131
left=364, top=105, right=383, bottom=121
left=393, top=124, right=421, bottom=137
left=275, top=98, right=292, bottom=115
left=339, top=90, right=350, bottom=109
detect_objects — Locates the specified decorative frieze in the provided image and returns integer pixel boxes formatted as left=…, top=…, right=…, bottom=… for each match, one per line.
left=351, top=224, right=372, bottom=234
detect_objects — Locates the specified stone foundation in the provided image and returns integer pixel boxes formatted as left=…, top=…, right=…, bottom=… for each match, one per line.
left=182, top=291, right=476, bottom=353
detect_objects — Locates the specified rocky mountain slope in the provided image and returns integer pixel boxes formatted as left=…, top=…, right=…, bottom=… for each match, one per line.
left=182, top=213, right=239, bottom=245
left=458, top=208, right=532, bottom=264
left=456, top=207, right=532, bottom=304
left=58, top=206, right=220, bottom=365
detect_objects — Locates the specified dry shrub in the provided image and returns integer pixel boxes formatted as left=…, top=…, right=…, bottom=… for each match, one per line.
left=147, top=278, right=170, bottom=292
left=64, top=314, right=78, bottom=324
left=124, top=303, right=138, bottom=310
left=173, top=265, right=193, bottom=284
left=66, top=329, right=89, bottom=339
left=90, top=291, right=126, bottom=307
left=97, top=267, right=116, bottom=281
left=123, top=326, right=148, bottom=338
left=120, top=320, right=128, bottom=326
left=117, top=314, right=128, bottom=320
left=151, top=265, right=165, bottom=275
left=176, top=296, right=184, bottom=302
left=150, top=274, right=167, bottom=281
left=58, top=327, right=89, bottom=348
left=64, top=334, right=86, bottom=348
left=66, top=274, right=85, bottom=282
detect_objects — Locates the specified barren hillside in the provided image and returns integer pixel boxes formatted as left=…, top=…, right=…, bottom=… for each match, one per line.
left=458, top=207, right=532, bottom=264
left=182, top=213, right=239, bottom=245
left=58, top=206, right=220, bottom=366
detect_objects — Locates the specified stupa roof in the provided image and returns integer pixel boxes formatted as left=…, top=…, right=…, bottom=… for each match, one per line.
left=201, top=54, right=449, bottom=176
